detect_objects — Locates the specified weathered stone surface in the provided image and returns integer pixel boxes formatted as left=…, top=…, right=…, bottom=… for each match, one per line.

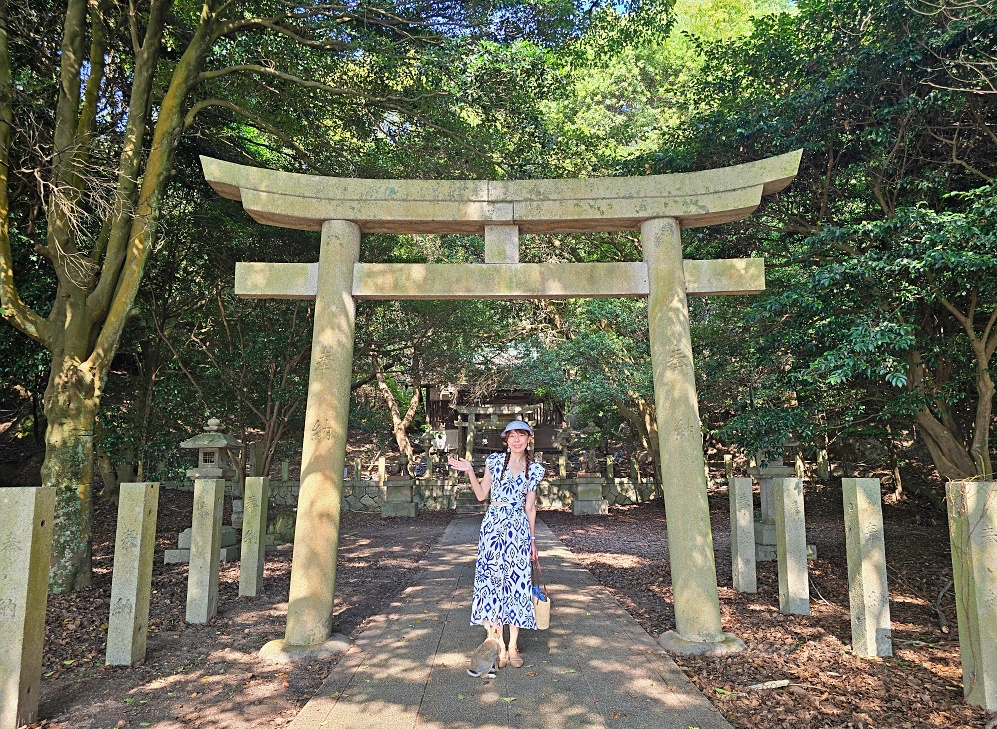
left=842, top=478, right=892, bottom=658
left=574, top=480, right=605, bottom=501
left=106, top=482, right=160, bottom=666
left=202, top=150, right=802, bottom=233
left=571, top=499, right=609, bottom=516
left=946, top=480, right=997, bottom=710
left=774, top=477, right=810, bottom=615
left=384, top=481, right=414, bottom=503
left=238, top=258, right=765, bottom=301
left=240, top=477, right=270, bottom=597
left=285, top=220, right=359, bottom=648
left=178, top=525, right=237, bottom=549
left=642, top=217, right=726, bottom=645
left=164, top=546, right=240, bottom=564
left=186, top=478, right=225, bottom=624
left=754, top=520, right=777, bottom=545
left=484, top=225, right=519, bottom=263
left=259, top=634, right=351, bottom=663
left=0, top=487, right=55, bottom=729
left=658, top=630, right=745, bottom=657
left=380, top=502, right=419, bottom=518
left=728, top=478, right=756, bottom=593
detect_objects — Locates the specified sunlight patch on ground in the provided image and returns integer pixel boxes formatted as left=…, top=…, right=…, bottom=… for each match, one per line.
left=584, top=553, right=648, bottom=568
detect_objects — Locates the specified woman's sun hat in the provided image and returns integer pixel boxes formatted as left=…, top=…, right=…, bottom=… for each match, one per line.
left=501, top=419, right=533, bottom=435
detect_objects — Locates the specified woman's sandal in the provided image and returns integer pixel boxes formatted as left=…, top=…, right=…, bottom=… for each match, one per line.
left=508, top=650, right=524, bottom=668
left=498, top=649, right=508, bottom=668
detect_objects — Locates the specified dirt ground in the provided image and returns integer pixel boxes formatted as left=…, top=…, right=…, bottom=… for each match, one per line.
left=27, top=480, right=996, bottom=729
left=32, top=493, right=452, bottom=729
left=544, top=486, right=993, bottom=729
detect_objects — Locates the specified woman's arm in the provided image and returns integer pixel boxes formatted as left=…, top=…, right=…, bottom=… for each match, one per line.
left=525, top=489, right=538, bottom=561
left=448, top=455, right=492, bottom=501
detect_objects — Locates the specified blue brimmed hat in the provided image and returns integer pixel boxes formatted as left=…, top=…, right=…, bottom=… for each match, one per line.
left=501, top=420, right=532, bottom=435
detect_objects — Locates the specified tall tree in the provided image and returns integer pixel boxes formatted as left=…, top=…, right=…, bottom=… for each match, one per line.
left=0, top=0, right=592, bottom=591
left=660, top=0, right=997, bottom=485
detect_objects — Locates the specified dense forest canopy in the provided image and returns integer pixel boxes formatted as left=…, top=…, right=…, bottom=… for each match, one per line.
left=1, top=0, right=994, bottom=590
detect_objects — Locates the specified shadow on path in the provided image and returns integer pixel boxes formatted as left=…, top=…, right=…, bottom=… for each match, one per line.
left=286, top=517, right=732, bottom=729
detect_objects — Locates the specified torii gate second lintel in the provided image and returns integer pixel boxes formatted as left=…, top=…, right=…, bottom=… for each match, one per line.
left=234, top=259, right=765, bottom=300
left=200, top=151, right=803, bottom=661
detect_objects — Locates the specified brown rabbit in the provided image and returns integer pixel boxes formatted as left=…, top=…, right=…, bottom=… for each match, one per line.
left=466, top=624, right=502, bottom=678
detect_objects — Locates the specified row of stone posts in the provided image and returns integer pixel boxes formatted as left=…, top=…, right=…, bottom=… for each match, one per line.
left=3, top=474, right=996, bottom=719
left=727, top=474, right=997, bottom=710
left=728, top=475, right=891, bottom=651
left=0, top=476, right=272, bottom=728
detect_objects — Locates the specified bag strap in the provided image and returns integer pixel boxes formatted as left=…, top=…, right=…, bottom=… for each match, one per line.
left=532, top=555, right=548, bottom=597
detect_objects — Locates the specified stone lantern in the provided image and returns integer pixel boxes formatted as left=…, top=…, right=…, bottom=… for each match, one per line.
left=573, top=422, right=608, bottom=515
left=165, top=418, right=243, bottom=565
left=554, top=426, right=574, bottom=480
left=747, top=438, right=814, bottom=562
left=579, top=422, right=602, bottom=476
left=180, top=417, right=243, bottom=481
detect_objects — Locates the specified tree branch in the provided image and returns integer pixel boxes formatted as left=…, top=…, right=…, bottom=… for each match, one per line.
left=983, top=306, right=997, bottom=361
left=0, top=0, right=50, bottom=346
left=194, top=64, right=393, bottom=102
left=87, top=0, right=173, bottom=320
left=211, top=15, right=351, bottom=49
left=184, top=98, right=327, bottom=173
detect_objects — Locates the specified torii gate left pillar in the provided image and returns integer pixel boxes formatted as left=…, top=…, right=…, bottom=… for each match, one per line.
left=284, top=220, right=360, bottom=649
left=201, top=150, right=802, bottom=659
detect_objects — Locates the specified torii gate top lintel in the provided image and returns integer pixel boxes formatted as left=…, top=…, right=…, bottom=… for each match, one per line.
left=200, top=149, right=802, bottom=235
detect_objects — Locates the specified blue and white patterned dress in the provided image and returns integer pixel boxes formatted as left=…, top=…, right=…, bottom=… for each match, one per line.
left=470, top=452, right=545, bottom=629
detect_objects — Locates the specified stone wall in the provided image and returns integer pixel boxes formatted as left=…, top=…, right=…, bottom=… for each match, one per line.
left=162, top=476, right=658, bottom=548
left=164, top=476, right=658, bottom=511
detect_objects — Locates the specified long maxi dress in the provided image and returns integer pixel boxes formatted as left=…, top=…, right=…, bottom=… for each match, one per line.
left=470, top=452, right=546, bottom=629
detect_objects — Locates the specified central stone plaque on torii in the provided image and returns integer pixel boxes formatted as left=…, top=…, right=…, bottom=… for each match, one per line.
left=200, top=149, right=802, bottom=660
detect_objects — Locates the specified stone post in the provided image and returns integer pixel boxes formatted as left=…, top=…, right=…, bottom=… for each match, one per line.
left=0, top=487, right=54, bottom=729
left=816, top=449, right=829, bottom=480
left=759, top=477, right=775, bottom=521
left=774, top=477, right=810, bottom=615
left=186, top=478, right=225, bottom=623
left=728, top=478, right=756, bottom=593
left=641, top=218, right=739, bottom=653
left=841, top=478, right=892, bottom=657
left=464, top=413, right=476, bottom=460
left=946, top=480, right=997, bottom=710
left=106, top=482, right=160, bottom=666
left=240, top=477, right=269, bottom=597
left=353, top=457, right=362, bottom=485
left=281, top=459, right=290, bottom=482
left=605, top=455, right=614, bottom=479
left=724, top=454, right=733, bottom=478
left=558, top=454, right=567, bottom=480
left=270, top=220, right=359, bottom=657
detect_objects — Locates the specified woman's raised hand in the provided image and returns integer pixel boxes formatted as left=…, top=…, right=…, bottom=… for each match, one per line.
left=448, top=455, right=473, bottom=473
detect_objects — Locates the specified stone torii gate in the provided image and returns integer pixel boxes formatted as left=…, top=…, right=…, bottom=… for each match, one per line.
left=200, top=150, right=802, bottom=659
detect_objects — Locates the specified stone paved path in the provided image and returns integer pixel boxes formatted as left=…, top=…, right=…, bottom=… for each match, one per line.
left=285, top=516, right=733, bottom=729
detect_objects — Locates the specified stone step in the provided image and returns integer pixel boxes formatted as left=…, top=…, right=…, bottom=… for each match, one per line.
left=454, top=493, right=487, bottom=515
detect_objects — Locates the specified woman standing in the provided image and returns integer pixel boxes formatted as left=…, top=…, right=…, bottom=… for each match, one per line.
left=448, top=420, right=544, bottom=668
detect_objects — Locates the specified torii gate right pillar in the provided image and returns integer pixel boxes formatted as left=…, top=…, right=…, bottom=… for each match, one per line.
left=643, top=218, right=744, bottom=653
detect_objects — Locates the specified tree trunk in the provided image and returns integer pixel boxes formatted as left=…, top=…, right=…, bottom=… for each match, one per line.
left=373, top=352, right=421, bottom=462
left=969, top=366, right=993, bottom=478
left=613, top=393, right=664, bottom=502
left=40, top=352, right=99, bottom=592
